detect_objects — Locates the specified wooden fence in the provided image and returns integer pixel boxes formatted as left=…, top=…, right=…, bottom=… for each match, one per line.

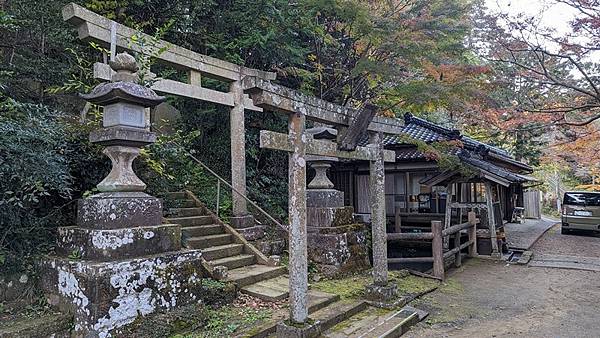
left=387, top=212, right=478, bottom=280
left=523, top=189, right=541, bottom=219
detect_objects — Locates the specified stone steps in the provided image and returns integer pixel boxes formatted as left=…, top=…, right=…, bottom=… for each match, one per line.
left=186, top=233, right=233, bottom=249
left=241, top=275, right=290, bottom=301
left=164, top=191, right=287, bottom=302
left=226, top=264, right=287, bottom=287
left=248, top=290, right=342, bottom=338
left=322, top=306, right=423, bottom=338
left=201, top=243, right=245, bottom=260
left=165, top=215, right=213, bottom=226
left=182, top=224, right=224, bottom=237
left=209, top=254, right=256, bottom=270
left=168, top=207, right=204, bottom=217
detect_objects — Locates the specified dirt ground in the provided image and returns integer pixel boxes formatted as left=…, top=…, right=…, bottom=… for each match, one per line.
left=406, top=223, right=600, bottom=338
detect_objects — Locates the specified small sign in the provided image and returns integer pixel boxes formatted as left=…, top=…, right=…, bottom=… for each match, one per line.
left=574, top=210, right=592, bottom=216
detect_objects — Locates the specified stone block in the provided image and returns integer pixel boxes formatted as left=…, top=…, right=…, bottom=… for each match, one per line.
left=276, top=320, right=321, bottom=338
left=306, top=189, right=344, bottom=208
left=307, top=206, right=354, bottom=228
left=365, top=283, right=398, bottom=303
left=39, top=250, right=204, bottom=337
left=103, top=102, right=146, bottom=128
left=256, top=239, right=286, bottom=256
left=90, top=126, right=156, bottom=147
left=236, top=225, right=266, bottom=241
left=307, top=230, right=370, bottom=277
left=229, top=214, right=256, bottom=229
left=77, top=192, right=162, bottom=229
left=55, top=224, right=182, bottom=261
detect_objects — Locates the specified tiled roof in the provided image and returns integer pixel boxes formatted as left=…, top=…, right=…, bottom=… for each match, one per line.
left=357, top=113, right=531, bottom=172
left=458, top=152, right=529, bottom=183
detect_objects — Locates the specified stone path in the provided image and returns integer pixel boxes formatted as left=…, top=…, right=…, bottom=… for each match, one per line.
left=504, top=217, right=556, bottom=250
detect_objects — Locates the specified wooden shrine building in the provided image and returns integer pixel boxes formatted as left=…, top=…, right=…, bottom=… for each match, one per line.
left=331, top=113, right=536, bottom=256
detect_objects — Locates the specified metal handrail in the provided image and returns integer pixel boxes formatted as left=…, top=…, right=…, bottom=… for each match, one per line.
left=182, top=150, right=288, bottom=234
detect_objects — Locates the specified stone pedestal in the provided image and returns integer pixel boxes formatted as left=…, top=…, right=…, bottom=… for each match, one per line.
left=230, top=214, right=266, bottom=241
left=364, top=283, right=401, bottom=308
left=276, top=320, right=321, bottom=338
left=306, top=189, right=370, bottom=277
left=40, top=52, right=206, bottom=337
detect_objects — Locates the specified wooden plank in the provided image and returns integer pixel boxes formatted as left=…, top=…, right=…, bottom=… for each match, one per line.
left=337, top=102, right=377, bottom=151
left=259, top=130, right=396, bottom=162
left=442, top=221, right=473, bottom=237
left=63, top=3, right=276, bottom=82
left=388, top=257, right=434, bottom=263
left=387, top=232, right=434, bottom=241
left=485, top=182, right=500, bottom=256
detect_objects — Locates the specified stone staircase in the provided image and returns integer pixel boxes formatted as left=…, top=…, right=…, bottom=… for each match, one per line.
left=163, top=191, right=287, bottom=294
left=163, top=191, right=426, bottom=337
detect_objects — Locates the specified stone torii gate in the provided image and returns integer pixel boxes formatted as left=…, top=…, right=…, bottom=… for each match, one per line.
left=260, top=125, right=397, bottom=333
left=62, top=2, right=404, bottom=235
left=61, top=3, right=407, bottom=336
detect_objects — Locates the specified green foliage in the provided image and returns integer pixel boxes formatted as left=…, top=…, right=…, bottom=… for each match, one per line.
left=0, top=99, right=70, bottom=272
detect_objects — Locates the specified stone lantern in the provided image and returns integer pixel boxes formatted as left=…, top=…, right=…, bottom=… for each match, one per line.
left=305, top=126, right=370, bottom=277
left=40, top=53, right=205, bottom=337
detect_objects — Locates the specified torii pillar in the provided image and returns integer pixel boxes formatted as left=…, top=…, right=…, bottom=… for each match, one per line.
left=229, top=80, right=255, bottom=229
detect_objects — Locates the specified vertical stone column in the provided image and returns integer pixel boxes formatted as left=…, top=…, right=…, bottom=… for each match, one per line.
left=369, top=132, right=388, bottom=286
left=287, top=112, right=308, bottom=323
left=364, top=132, right=397, bottom=306
left=229, top=80, right=253, bottom=227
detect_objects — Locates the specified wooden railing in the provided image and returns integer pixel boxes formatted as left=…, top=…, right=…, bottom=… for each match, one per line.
left=387, top=211, right=478, bottom=280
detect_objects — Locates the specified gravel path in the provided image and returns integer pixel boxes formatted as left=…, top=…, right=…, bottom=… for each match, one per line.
left=532, top=224, right=600, bottom=258
left=406, top=221, right=600, bottom=338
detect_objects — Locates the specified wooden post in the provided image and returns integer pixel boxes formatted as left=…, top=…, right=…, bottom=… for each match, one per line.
left=287, top=112, right=308, bottom=324
left=443, top=183, right=452, bottom=249
left=485, top=182, right=500, bottom=257
left=394, top=203, right=402, bottom=233
left=454, top=232, right=462, bottom=267
left=431, top=220, right=444, bottom=280
left=467, top=211, right=477, bottom=257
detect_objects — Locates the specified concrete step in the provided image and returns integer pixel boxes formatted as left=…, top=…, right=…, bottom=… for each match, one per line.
left=185, top=233, right=232, bottom=249
left=164, top=191, right=187, bottom=199
left=182, top=224, right=224, bottom=237
left=312, top=300, right=369, bottom=332
left=168, top=207, right=205, bottom=217
left=241, top=275, right=290, bottom=301
left=202, top=243, right=245, bottom=260
left=166, top=215, right=213, bottom=226
left=323, top=306, right=421, bottom=338
left=245, top=289, right=341, bottom=338
left=226, top=264, right=287, bottom=287
left=209, top=254, right=256, bottom=270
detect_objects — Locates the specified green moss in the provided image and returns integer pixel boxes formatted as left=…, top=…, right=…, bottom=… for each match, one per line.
left=311, top=270, right=439, bottom=301
left=395, top=275, right=440, bottom=295
left=176, top=306, right=272, bottom=337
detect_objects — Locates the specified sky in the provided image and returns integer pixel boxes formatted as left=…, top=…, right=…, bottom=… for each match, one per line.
left=485, top=0, right=578, bottom=34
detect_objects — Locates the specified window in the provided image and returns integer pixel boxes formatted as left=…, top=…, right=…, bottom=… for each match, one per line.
left=564, top=192, right=600, bottom=206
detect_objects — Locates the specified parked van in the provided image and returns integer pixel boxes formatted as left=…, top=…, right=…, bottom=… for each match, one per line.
left=561, top=191, right=600, bottom=234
